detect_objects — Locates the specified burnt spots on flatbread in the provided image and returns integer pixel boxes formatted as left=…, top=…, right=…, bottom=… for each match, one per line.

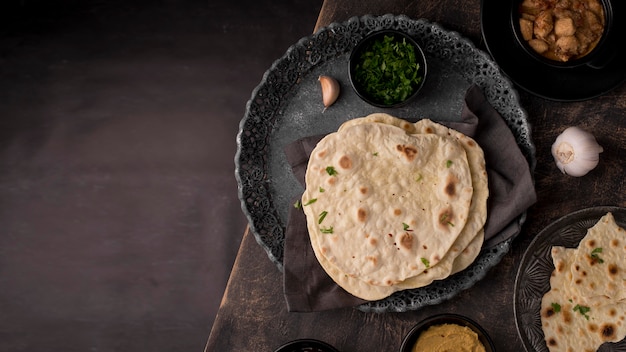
left=444, top=174, right=459, bottom=197
left=338, top=155, right=352, bottom=169
left=608, top=263, right=618, bottom=276
left=547, top=338, right=558, bottom=348
left=399, top=232, right=413, bottom=250
left=601, top=323, right=617, bottom=341
left=357, top=208, right=367, bottom=222
left=438, top=208, right=455, bottom=229
left=556, top=259, right=567, bottom=273
left=395, top=144, right=418, bottom=162
left=543, top=305, right=556, bottom=318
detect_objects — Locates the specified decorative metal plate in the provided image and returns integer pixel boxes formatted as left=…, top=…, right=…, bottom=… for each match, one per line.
left=235, top=14, right=535, bottom=313
left=514, top=206, right=626, bottom=352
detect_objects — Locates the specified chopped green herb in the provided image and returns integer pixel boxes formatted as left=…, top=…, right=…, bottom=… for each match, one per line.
left=303, top=198, right=317, bottom=206
left=591, top=247, right=604, bottom=263
left=373, top=152, right=379, bottom=156
left=416, top=173, right=423, bottom=182
left=293, top=200, right=302, bottom=209
left=573, top=304, right=591, bottom=320
left=402, top=222, right=412, bottom=231
left=446, top=160, right=453, bottom=168
left=421, top=257, right=430, bottom=268
left=319, top=187, right=325, bottom=193
left=439, top=213, right=455, bottom=227
left=551, top=302, right=561, bottom=313
left=318, top=211, right=328, bottom=224
left=353, top=34, right=423, bottom=106
left=326, top=166, right=338, bottom=176
left=320, top=226, right=334, bottom=234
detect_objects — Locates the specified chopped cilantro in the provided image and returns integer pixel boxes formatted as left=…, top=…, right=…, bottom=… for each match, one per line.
left=402, top=223, right=412, bottom=231
left=318, top=211, right=328, bottom=224
left=421, top=257, right=430, bottom=268
left=320, top=226, right=334, bottom=234
left=303, top=198, right=317, bottom=206
left=573, top=304, right=591, bottom=320
left=446, top=160, right=453, bottom=168
left=590, top=247, right=604, bottom=263
left=352, top=34, right=423, bottom=106
left=326, top=166, right=338, bottom=176
left=293, top=200, right=302, bottom=209
left=551, top=302, right=561, bottom=313
left=439, top=213, right=454, bottom=227
left=416, top=173, right=423, bottom=182
left=319, top=187, right=325, bottom=193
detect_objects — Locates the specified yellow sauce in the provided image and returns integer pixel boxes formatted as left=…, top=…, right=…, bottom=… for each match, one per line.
left=412, top=323, right=486, bottom=352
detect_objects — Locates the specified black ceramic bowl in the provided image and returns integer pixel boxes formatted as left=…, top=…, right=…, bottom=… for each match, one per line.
left=399, top=314, right=496, bottom=352
left=510, top=0, right=615, bottom=69
left=274, top=339, right=340, bottom=352
left=348, top=29, right=427, bottom=108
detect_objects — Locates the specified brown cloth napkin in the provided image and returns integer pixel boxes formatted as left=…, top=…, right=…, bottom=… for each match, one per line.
left=282, top=84, right=536, bottom=312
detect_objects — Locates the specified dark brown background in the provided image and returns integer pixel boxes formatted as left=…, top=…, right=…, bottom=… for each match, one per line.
left=0, top=0, right=322, bottom=351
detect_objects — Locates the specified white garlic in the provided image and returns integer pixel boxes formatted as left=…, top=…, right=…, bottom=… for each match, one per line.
left=318, top=75, right=340, bottom=112
left=551, top=126, right=603, bottom=177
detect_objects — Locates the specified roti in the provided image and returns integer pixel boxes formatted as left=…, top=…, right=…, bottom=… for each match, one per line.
left=569, top=212, right=626, bottom=302
left=540, top=213, right=626, bottom=352
left=303, top=121, right=474, bottom=287
left=342, top=114, right=489, bottom=283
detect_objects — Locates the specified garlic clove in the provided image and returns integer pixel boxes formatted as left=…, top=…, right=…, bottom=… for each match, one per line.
left=551, top=126, right=603, bottom=177
left=318, top=75, right=340, bottom=112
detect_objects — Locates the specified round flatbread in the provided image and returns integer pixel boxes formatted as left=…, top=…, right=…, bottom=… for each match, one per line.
left=341, top=114, right=488, bottom=287
left=569, top=212, right=626, bottom=302
left=540, top=237, right=626, bottom=352
left=303, top=121, right=474, bottom=287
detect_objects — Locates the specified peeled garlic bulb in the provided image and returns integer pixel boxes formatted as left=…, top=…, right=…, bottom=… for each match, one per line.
left=551, top=126, right=603, bottom=177
left=318, top=75, right=340, bottom=111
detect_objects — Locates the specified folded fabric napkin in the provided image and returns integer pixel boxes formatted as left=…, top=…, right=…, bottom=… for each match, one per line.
left=282, top=84, right=537, bottom=312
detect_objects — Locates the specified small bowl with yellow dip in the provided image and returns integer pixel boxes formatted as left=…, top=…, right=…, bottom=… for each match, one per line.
left=399, top=314, right=496, bottom=352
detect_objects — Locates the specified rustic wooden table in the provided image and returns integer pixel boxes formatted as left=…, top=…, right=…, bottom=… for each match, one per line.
left=206, top=0, right=626, bottom=351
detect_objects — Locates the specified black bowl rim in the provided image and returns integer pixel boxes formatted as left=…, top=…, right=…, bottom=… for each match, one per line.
left=274, top=338, right=340, bottom=352
left=399, top=313, right=496, bottom=352
left=510, top=0, right=614, bottom=69
left=348, top=29, right=428, bottom=108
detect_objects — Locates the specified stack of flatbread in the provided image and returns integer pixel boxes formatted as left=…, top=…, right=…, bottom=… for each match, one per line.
left=541, top=212, right=626, bottom=352
left=300, top=113, right=489, bottom=301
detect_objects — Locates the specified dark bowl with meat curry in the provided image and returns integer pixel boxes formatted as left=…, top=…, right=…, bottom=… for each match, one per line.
left=511, top=0, right=615, bottom=69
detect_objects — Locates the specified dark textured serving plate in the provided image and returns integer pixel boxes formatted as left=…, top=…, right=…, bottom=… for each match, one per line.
left=235, top=14, right=535, bottom=313
left=514, top=206, right=626, bottom=352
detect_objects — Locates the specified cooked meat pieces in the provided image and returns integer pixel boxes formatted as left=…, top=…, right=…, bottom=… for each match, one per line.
left=534, top=11, right=554, bottom=39
left=554, top=17, right=575, bottom=36
left=520, top=18, right=535, bottom=41
left=529, top=39, right=550, bottom=53
left=517, top=0, right=605, bottom=62
left=555, top=35, right=580, bottom=60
